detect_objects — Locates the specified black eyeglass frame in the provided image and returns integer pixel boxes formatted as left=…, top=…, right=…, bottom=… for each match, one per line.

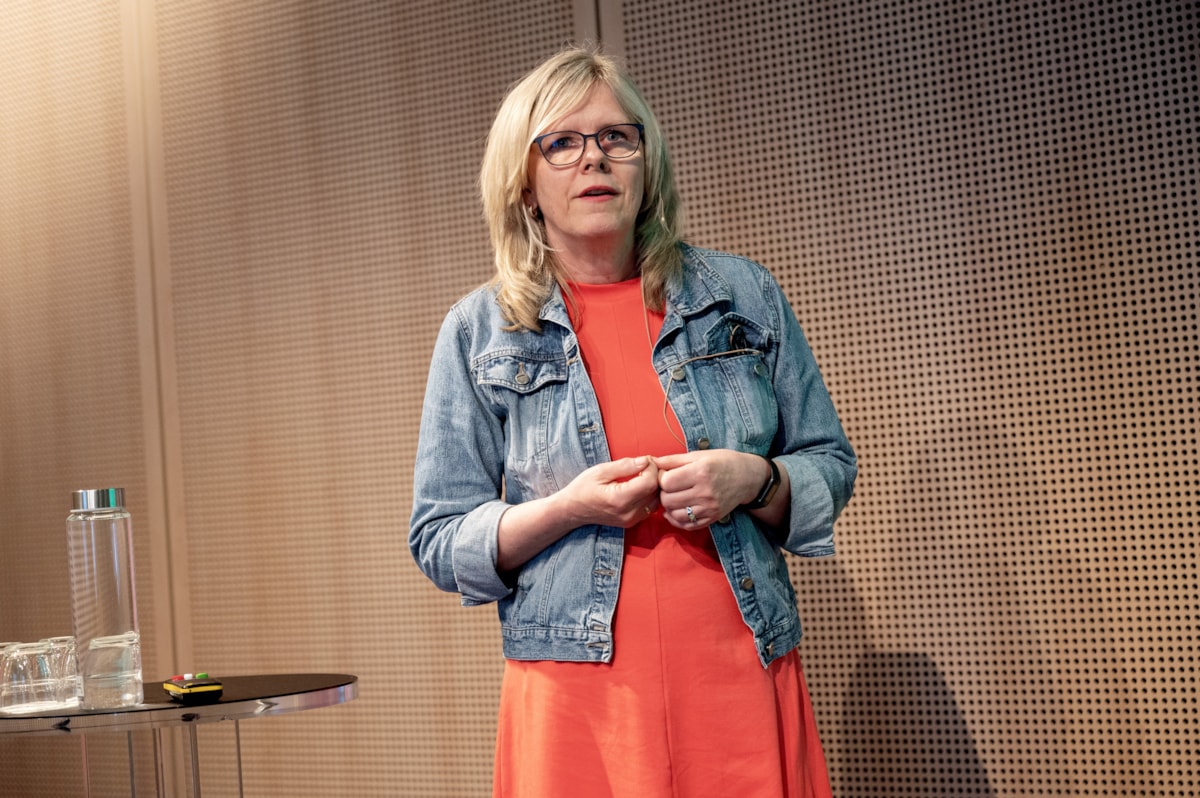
left=532, top=123, right=645, bottom=165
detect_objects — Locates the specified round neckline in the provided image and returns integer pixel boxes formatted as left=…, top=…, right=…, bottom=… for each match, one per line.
left=567, top=276, right=642, bottom=293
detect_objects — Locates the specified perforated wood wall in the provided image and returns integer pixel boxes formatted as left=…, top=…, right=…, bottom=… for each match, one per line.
left=1, top=0, right=1195, bottom=796
left=145, top=1, right=579, bottom=794
left=618, top=2, right=1197, bottom=796
left=0, top=1, right=162, bottom=793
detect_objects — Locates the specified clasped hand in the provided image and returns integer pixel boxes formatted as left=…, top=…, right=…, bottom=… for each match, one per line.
left=564, top=450, right=763, bottom=530
left=497, top=450, right=773, bottom=572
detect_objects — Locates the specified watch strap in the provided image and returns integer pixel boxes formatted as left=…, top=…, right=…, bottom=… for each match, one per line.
left=744, top=456, right=780, bottom=509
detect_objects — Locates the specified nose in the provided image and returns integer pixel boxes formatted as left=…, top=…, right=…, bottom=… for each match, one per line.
left=580, top=134, right=609, bottom=169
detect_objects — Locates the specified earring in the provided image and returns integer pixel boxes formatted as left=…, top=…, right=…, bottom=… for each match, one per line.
left=526, top=205, right=540, bottom=220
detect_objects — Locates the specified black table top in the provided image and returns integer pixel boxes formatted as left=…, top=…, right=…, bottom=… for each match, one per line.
left=0, top=673, right=358, bottom=736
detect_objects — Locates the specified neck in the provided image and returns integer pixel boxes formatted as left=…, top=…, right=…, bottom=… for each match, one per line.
left=555, top=234, right=638, bottom=285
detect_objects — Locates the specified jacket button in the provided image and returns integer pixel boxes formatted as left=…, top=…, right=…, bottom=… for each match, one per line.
left=766, top=642, right=774, bottom=657
left=740, top=576, right=754, bottom=590
left=670, top=367, right=686, bottom=381
left=697, top=437, right=711, bottom=449
left=754, top=362, right=768, bottom=377
left=718, top=514, right=731, bottom=524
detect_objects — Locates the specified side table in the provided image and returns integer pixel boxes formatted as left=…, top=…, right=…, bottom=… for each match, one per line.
left=0, top=673, right=358, bottom=797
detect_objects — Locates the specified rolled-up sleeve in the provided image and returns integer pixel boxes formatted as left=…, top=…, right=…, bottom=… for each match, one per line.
left=408, top=306, right=514, bottom=605
left=763, top=271, right=857, bottom=556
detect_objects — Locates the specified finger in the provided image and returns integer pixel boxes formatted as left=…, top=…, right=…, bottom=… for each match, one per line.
left=611, top=469, right=661, bottom=510
left=657, top=458, right=697, bottom=489
left=618, top=488, right=660, bottom=526
left=595, top=456, right=653, bottom=483
left=653, top=452, right=693, bottom=471
left=663, top=504, right=699, bottom=529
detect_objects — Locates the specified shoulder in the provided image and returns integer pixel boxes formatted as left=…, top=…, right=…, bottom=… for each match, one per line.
left=681, top=243, right=757, bottom=266
left=679, top=244, right=783, bottom=295
left=446, top=282, right=501, bottom=319
left=675, top=244, right=786, bottom=308
left=681, top=244, right=772, bottom=276
left=432, top=284, right=499, bottom=350
left=439, top=283, right=561, bottom=363
left=440, top=281, right=518, bottom=335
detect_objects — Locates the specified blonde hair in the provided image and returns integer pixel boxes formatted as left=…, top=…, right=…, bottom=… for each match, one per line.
left=480, top=44, right=684, bottom=332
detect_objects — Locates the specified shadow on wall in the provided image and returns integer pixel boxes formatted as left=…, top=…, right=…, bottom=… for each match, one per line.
left=841, top=647, right=993, bottom=796
left=802, top=419, right=1154, bottom=795
left=800, top=557, right=995, bottom=797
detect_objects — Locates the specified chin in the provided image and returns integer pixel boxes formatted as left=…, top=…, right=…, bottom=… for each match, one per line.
left=576, top=216, right=637, bottom=238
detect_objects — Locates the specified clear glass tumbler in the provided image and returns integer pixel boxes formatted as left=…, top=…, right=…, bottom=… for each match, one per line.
left=0, top=641, right=58, bottom=713
left=42, top=636, right=81, bottom=707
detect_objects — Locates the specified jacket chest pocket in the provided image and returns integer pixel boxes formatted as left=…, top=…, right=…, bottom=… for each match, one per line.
left=678, top=313, right=778, bottom=450
left=476, top=353, right=573, bottom=499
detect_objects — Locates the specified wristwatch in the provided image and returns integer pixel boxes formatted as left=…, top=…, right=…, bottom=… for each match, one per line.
left=744, top=457, right=781, bottom=509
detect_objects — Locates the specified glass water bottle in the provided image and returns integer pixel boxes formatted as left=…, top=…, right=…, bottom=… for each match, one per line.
left=67, top=488, right=143, bottom=709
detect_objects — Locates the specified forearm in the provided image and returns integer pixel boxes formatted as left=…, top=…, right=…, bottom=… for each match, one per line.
left=496, top=455, right=661, bottom=573
left=495, top=492, right=579, bottom=573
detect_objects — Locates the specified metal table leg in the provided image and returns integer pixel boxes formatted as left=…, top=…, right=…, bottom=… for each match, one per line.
left=153, top=727, right=166, bottom=798
left=234, top=719, right=244, bottom=798
left=127, top=731, right=137, bottom=797
left=187, top=724, right=200, bottom=797
left=80, top=735, right=91, bottom=798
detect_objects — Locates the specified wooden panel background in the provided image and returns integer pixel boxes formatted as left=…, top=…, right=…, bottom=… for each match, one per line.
left=1, top=0, right=1194, bottom=795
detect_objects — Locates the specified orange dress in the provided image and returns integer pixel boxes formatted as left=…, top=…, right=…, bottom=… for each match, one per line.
left=493, top=278, right=832, bottom=798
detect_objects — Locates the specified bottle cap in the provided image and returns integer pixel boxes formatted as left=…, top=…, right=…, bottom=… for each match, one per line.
left=72, top=488, right=126, bottom=510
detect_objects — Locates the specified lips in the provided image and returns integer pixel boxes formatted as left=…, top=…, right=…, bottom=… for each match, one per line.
left=579, top=186, right=617, bottom=198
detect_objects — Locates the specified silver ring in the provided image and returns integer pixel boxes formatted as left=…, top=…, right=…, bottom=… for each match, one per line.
left=685, top=506, right=696, bottom=524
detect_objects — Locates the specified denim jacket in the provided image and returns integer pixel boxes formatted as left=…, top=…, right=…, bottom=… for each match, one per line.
left=409, top=245, right=856, bottom=667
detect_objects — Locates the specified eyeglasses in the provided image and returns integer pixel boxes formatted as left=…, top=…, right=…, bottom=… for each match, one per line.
left=532, top=123, right=644, bottom=166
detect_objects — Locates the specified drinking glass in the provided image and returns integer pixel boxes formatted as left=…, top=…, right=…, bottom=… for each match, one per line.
left=42, top=636, right=81, bottom=707
left=0, top=641, right=57, bottom=713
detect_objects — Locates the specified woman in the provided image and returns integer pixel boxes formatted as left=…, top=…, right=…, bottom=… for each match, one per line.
left=410, top=45, right=856, bottom=797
